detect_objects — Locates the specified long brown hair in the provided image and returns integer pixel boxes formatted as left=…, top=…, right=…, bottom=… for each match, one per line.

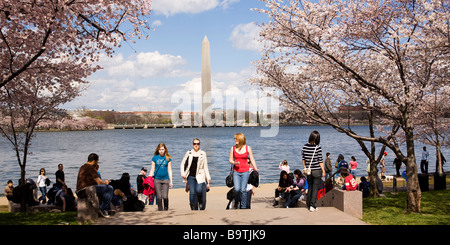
left=153, top=143, right=172, bottom=161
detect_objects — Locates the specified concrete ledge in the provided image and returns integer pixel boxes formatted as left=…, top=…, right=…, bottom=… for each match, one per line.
left=274, top=188, right=362, bottom=219
left=314, top=188, right=362, bottom=219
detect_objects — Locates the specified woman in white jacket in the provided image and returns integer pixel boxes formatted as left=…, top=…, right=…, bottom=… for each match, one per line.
left=180, top=138, right=211, bottom=210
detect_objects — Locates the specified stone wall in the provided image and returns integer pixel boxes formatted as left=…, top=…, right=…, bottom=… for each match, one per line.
left=314, top=188, right=363, bottom=219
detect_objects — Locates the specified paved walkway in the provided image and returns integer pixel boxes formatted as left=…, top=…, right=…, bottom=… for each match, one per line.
left=94, top=183, right=367, bottom=225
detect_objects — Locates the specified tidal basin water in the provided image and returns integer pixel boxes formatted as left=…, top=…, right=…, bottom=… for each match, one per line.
left=0, top=126, right=447, bottom=191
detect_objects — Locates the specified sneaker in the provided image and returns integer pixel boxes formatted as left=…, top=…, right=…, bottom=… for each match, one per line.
left=309, top=206, right=317, bottom=212
left=99, top=209, right=110, bottom=218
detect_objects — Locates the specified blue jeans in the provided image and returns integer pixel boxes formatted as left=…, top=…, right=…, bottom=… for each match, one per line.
left=95, top=184, right=114, bottom=211
left=187, top=176, right=207, bottom=210
left=38, top=186, right=47, bottom=204
left=233, top=171, right=250, bottom=209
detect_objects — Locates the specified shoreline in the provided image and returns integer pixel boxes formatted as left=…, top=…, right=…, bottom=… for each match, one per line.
left=34, top=123, right=371, bottom=132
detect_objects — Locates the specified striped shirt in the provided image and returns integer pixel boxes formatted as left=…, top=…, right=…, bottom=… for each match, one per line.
left=302, top=144, right=323, bottom=171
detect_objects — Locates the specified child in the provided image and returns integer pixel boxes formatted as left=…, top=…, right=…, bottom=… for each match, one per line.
left=279, top=160, right=290, bottom=173
left=341, top=169, right=357, bottom=191
left=137, top=167, right=148, bottom=205
left=358, top=176, right=370, bottom=198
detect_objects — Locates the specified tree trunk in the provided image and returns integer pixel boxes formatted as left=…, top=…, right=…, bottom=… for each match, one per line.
left=435, top=145, right=443, bottom=176
left=20, top=166, right=27, bottom=212
left=404, top=124, right=421, bottom=213
left=369, top=159, right=380, bottom=197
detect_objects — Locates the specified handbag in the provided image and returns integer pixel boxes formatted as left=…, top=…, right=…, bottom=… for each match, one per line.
left=226, top=166, right=234, bottom=187
left=226, top=146, right=236, bottom=187
left=45, top=178, right=51, bottom=186
left=303, top=145, right=318, bottom=176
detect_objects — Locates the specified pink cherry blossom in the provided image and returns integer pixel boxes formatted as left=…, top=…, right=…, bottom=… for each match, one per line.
left=253, top=0, right=449, bottom=212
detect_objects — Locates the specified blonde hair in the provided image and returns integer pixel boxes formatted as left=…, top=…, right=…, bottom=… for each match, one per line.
left=154, top=143, right=172, bottom=161
left=234, top=133, right=246, bottom=150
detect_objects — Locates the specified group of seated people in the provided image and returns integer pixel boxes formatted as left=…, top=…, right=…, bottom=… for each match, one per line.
left=109, top=173, right=145, bottom=212
left=5, top=173, right=144, bottom=212
left=273, top=169, right=311, bottom=208
left=5, top=178, right=77, bottom=212
left=273, top=165, right=381, bottom=207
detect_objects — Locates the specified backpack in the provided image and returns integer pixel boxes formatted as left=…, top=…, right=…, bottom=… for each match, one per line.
left=339, top=160, right=349, bottom=169
left=123, top=195, right=145, bottom=212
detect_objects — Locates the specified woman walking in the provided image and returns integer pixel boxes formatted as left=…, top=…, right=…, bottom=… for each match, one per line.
left=150, top=143, right=173, bottom=211
left=229, top=133, right=258, bottom=209
left=180, top=138, right=211, bottom=210
left=302, top=130, right=325, bottom=212
left=36, top=168, right=48, bottom=204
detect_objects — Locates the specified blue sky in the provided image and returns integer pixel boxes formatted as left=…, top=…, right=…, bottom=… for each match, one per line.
left=64, top=0, right=275, bottom=113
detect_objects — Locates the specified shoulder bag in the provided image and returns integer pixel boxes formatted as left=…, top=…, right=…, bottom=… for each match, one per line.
left=225, top=146, right=235, bottom=187
left=302, top=145, right=318, bottom=176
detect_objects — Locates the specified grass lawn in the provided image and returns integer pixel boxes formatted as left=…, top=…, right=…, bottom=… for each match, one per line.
left=362, top=189, right=450, bottom=225
left=0, top=211, right=78, bottom=225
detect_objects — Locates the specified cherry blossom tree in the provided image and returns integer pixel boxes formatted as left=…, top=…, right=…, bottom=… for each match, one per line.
left=414, top=87, right=449, bottom=176
left=1, top=0, right=152, bottom=89
left=0, top=0, right=152, bottom=211
left=0, top=61, right=88, bottom=211
left=253, top=0, right=449, bottom=212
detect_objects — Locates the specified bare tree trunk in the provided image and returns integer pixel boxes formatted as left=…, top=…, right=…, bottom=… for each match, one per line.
left=20, top=165, right=27, bottom=212
left=369, top=159, right=379, bottom=197
left=404, top=123, right=421, bottom=213
left=435, top=142, right=443, bottom=176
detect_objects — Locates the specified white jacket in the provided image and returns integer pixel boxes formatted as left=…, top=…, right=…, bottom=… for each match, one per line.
left=180, top=149, right=211, bottom=184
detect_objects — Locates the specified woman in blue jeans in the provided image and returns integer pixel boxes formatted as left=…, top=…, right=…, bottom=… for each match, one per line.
left=302, top=130, right=325, bottom=212
left=180, top=138, right=211, bottom=210
left=228, top=133, right=259, bottom=209
left=36, top=168, right=48, bottom=204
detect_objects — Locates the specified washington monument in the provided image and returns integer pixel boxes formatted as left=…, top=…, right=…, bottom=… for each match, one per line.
left=201, top=36, right=212, bottom=125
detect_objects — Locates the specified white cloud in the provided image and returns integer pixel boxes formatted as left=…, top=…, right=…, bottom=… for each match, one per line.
left=65, top=65, right=280, bottom=114
left=151, top=0, right=240, bottom=16
left=152, top=0, right=220, bottom=16
left=104, top=51, right=187, bottom=78
left=229, top=22, right=262, bottom=51
left=151, top=20, right=163, bottom=28
left=129, top=88, right=151, bottom=99
left=221, top=0, right=241, bottom=9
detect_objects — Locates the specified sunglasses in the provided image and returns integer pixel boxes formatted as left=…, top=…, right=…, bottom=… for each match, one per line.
left=193, top=142, right=200, bottom=145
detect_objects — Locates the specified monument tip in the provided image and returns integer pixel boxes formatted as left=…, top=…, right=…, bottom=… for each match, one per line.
left=203, top=35, right=209, bottom=43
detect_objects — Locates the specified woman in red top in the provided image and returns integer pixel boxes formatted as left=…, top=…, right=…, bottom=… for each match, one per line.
left=228, top=133, right=258, bottom=209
